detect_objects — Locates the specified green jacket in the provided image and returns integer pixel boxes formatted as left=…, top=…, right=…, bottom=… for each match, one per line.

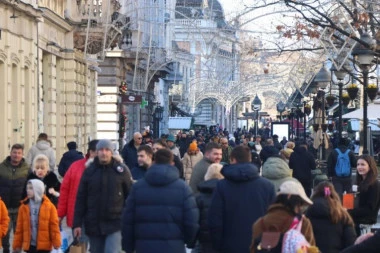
left=262, top=157, right=299, bottom=192
left=0, top=157, right=29, bottom=209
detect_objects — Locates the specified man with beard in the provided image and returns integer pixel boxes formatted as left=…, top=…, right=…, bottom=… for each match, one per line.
left=130, top=145, right=154, bottom=180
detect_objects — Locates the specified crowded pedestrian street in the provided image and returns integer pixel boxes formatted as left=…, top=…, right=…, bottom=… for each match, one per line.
left=1, top=0, right=380, bottom=253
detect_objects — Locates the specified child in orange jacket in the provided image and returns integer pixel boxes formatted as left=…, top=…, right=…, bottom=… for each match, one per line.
left=13, top=179, right=61, bottom=253
left=0, top=197, right=10, bottom=249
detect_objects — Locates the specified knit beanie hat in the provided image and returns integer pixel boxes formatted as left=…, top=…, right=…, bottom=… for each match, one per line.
left=96, top=139, right=113, bottom=151
left=189, top=141, right=198, bottom=151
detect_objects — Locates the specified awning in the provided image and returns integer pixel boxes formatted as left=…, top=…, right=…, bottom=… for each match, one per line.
left=349, top=119, right=380, bottom=131
left=168, top=117, right=192, bottom=130
left=342, top=100, right=380, bottom=119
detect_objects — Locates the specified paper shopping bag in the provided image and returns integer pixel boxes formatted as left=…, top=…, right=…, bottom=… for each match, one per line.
left=343, top=193, right=358, bottom=209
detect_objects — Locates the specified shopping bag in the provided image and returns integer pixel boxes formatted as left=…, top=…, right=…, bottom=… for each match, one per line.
left=65, top=237, right=87, bottom=253
left=61, top=228, right=69, bottom=251
left=343, top=193, right=359, bottom=209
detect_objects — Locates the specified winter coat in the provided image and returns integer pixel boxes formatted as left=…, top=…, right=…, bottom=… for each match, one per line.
left=130, top=165, right=147, bottom=180
left=170, top=146, right=181, bottom=158
left=251, top=151, right=262, bottom=174
left=221, top=146, right=233, bottom=164
left=26, top=140, right=56, bottom=171
left=178, top=137, right=191, bottom=158
left=289, top=146, right=316, bottom=181
left=262, top=157, right=300, bottom=192
left=173, top=155, right=185, bottom=180
left=57, top=150, right=84, bottom=177
left=250, top=203, right=316, bottom=253
left=189, top=157, right=213, bottom=194
left=341, top=231, right=380, bottom=253
left=182, top=152, right=203, bottom=183
left=122, top=164, right=199, bottom=253
left=57, top=158, right=88, bottom=227
left=73, top=156, right=133, bottom=236
left=121, top=139, right=138, bottom=171
left=348, top=181, right=380, bottom=225
left=196, top=179, right=219, bottom=252
left=0, top=157, right=29, bottom=209
left=260, top=146, right=279, bottom=164
left=22, top=172, right=61, bottom=206
left=0, top=198, right=10, bottom=249
left=305, top=197, right=356, bottom=253
left=209, top=163, right=276, bottom=253
left=13, top=195, right=61, bottom=251
left=327, top=146, right=357, bottom=178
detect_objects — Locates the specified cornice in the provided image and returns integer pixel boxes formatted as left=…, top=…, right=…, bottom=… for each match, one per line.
left=39, top=7, right=72, bottom=32
left=0, top=0, right=42, bottom=19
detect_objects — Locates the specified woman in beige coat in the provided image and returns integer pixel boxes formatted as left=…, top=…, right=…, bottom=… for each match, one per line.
left=182, top=141, right=203, bottom=184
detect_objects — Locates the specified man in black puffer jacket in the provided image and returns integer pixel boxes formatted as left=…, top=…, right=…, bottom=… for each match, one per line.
left=122, top=149, right=199, bottom=253
left=289, top=141, right=316, bottom=197
left=73, top=139, right=133, bottom=253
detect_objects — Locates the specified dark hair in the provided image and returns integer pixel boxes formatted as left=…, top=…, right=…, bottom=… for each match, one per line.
left=154, top=149, right=173, bottom=164
left=339, top=137, right=349, bottom=146
left=205, top=142, right=221, bottom=153
left=87, top=140, right=99, bottom=152
left=295, top=141, right=308, bottom=149
left=230, top=146, right=251, bottom=163
left=11, top=143, right=24, bottom=151
left=137, top=145, right=154, bottom=157
left=37, top=133, right=48, bottom=141
left=275, top=194, right=305, bottom=215
left=356, top=155, right=378, bottom=192
left=153, top=138, right=168, bottom=148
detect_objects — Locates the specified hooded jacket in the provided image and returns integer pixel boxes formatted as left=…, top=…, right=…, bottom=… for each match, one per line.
left=121, top=139, right=138, bottom=170
left=327, top=146, right=357, bottom=178
left=0, top=157, right=29, bottom=209
left=0, top=197, right=10, bottom=248
left=182, top=152, right=203, bottom=183
left=22, top=172, right=61, bottom=206
left=26, top=140, right=56, bottom=171
left=289, top=146, right=316, bottom=181
left=58, top=149, right=84, bottom=177
left=189, top=157, right=213, bottom=194
left=262, top=157, right=300, bottom=192
left=250, top=203, right=315, bottom=253
left=306, top=197, right=356, bottom=253
left=73, top=156, right=133, bottom=236
left=260, top=146, right=280, bottom=164
left=122, top=164, right=199, bottom=253
left=208, top=163, right=276, bottom=253
left=13, top=181, right=61, bottom=251
left=57, top=157, right=88, bottom=227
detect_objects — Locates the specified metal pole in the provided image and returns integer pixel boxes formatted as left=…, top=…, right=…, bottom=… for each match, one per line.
left=338, top=82, right=343, bottom=144
left=363, top=69, right=369, bottom=154
left=303, top=102, right=307, bottom=140
left=291, top=108, right=294, bottom=140
left=255, top=110, right=258, bottom=136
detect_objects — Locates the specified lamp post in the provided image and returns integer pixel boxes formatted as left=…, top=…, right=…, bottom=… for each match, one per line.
left=251, top=94, right=262, bottom=137
left=351, top=33, right=377, bottom=155
left=293, top=91, right=304, bottom=139
left=330, top=64, right=350, bottom=144
left=152, top=105, right=163, bottom=139
left=276, top=101, right=286, bottom=121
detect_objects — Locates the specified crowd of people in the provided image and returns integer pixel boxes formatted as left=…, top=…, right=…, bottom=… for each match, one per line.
left=0, top=129, right=379, bottom=253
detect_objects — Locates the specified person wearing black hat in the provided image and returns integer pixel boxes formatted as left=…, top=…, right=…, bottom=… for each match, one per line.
left=58, top=141, right=84, bottom=177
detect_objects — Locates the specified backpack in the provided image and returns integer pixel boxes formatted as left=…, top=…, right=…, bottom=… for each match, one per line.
left=255, top=216, right=311, bottom=253
left=335, top=148, right=351, bottom=177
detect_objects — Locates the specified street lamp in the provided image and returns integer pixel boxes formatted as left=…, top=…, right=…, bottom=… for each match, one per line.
left=276, top=101, right=286, bottom=120
left=351, top=32, right=377, bottom=155
left=293, top=90, right=304, bottom=139
left=153, top=105, right=164, bottom=139
left=251, top=94, right=262, bottom=137
left=330, top=63, right=350, bottom=144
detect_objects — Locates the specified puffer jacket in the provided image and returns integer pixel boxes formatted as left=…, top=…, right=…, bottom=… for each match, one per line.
left=121, top=139, right=138, bottom=170
left=26, top=140, right=56, bottom=171
left=209, top=163, right=276, bottom=253
left=250, top=203, right=316, bottom=253
left=182, top=152, right=203, bottom=183
left=0, top=157, right=29, bottom=209
left=58, top=150, right=84, bottom=177
left=306, top=197, right=356, bottom=253
left=196, top=179, right=218, bottom=246
left=0, top=197, right=10, bottom=248
left=22, top=172, right=61, bottom=206
left=262, top=157, right=300, bottom=192
left=13, top=195, right=61, bottom=251
left=57, top=158, right=88, bottom=227
left=122, top=164, right=199, bottom=253
left=73, top=156, right=133, bottom=236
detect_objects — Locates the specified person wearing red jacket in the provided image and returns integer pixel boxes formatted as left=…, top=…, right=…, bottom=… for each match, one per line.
left=57, top=140, right=98, bottom=229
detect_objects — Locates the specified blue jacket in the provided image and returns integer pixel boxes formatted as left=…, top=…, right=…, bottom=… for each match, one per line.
left=121, top=140, right=138, bottom=170
left=58, top=150, right=84, bottom=177
left=208, top=163, right=275, bottom=253
left=122, top=164, right=199, bottom=253
left=130, top=166, right=147, bottom=180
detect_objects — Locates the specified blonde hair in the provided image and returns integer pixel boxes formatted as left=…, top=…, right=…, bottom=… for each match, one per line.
left=204, top=163, right=224, bottom=181
left=285, top=141, right=295, bottom=149
left=32, top=154, right=49, bottom=172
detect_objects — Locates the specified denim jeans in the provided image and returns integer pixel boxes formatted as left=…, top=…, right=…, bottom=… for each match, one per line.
left=2, top=209, right=18, bottom=253
left=88, top=231, right=121, bottom=253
